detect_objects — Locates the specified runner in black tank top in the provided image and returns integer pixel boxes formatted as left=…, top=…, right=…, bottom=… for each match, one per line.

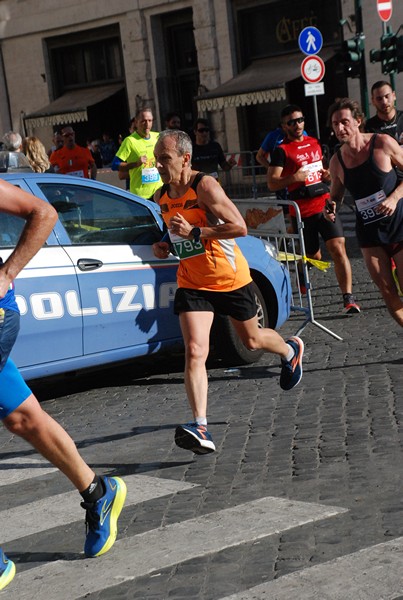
left=328, top=98, right=403, bottom=327
left=336, top=134, right=403, bottom=248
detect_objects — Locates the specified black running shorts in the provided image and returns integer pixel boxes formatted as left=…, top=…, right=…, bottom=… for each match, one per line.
left=292, top=211, right=344, bottom=255
left=174, top=283, right=257, bottom=322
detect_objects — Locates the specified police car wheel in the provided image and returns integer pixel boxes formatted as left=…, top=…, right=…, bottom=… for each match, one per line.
left=211, top=280, right=274, bottom=366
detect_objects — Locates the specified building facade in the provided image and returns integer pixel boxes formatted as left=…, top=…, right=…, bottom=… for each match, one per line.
left=0, top=0, right=401, bottom=152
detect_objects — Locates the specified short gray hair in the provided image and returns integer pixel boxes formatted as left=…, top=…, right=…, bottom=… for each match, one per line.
left=158, top=129, right=193, bottom=159
left=2, top=131, right=22, bottom=151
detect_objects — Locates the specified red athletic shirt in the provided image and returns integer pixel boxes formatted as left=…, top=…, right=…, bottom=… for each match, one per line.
left=271, top=136, right=329, bottom=218
left=50, top=145, right=94, bottom=178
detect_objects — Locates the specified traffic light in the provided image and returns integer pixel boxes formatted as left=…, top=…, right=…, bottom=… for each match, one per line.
left=369, top=48, right=382, bottom=63
left=340, top=36, right=364, bottom=78
left=369, top=32, right=402, bottom=75
left=380, top=32, right=397, bottom=74
left=397, top=35, right=403, bottom=73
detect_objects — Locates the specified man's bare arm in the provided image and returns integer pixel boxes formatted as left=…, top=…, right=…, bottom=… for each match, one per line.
left=0, top=180, right=57, bottom=295
left=325, top=154, right=345, bottom=221
left=267, top=164, right=307, bottom=192
left=169, top=176, right=247, bottom=240
left=256, top=147, right=271, bottom=170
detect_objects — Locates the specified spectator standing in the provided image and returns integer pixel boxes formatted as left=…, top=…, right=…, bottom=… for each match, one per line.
left=100, top=132, right=117, bottom=167
left=22, top=137, right=54, bottom=173
left=268, top=104, right=359, bottom=314
left=256, top=126, right=285, bottom=171
left=50, top=126, right=97, bottom=179
left=128, top=116, right=136, bottom=134
left=165, top=111, right=181, bottom=130
left=191, top=118, right=236, bottom=179
left=113, top=107, right=161, bottom=198
left=365, top=80, right=403, bottom=144
left=47, top=131, right=64, bottom=158
left=0, top=180, right=126, bottom=591
left=2, top=131, right=23, bottom=152
left=327, top=97, right=403, bottom=326
left=90, top=139, right=103, bottom=169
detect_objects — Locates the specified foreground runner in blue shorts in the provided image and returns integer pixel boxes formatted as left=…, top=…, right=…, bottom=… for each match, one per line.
left=0, top=181, right=126, bottom=591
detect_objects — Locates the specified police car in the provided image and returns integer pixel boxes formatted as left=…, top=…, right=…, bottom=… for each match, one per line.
left=0, top=173, right=291, bottom=380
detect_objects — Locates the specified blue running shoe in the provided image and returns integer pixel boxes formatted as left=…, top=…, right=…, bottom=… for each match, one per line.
left=280, top=336, right=304, bottom=391
left=82, top=476, right=127, bottom=558
left=0, top=548, right=16, bottom=591
left=175, top=423, right=216, bottom=455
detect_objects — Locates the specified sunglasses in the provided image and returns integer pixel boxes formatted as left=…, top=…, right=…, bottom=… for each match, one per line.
left=62, top=132, right=74, bottom=137
left=286, top=117, right=305, bottom=127
left=197, top=128, right=210, bottom=133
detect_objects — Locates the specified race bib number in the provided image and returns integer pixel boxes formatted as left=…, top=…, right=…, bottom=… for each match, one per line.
left=355, top=190, right=386, bottom=225
left=169, top=232, right=205, bottom=260
left=67, top=169, right=85, bottom=178
left=303, top=160, right=323, bottom=187
left=141, top=167, right=160, bottom=184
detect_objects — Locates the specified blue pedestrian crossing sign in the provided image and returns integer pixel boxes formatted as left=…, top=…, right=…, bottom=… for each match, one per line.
left=298, top=26, right=323, bottom=56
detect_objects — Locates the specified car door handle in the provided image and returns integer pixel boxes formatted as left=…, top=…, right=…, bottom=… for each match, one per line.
left=77, top=258, right=103, bottom=271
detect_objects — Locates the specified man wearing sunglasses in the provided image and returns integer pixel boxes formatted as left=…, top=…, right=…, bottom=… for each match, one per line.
left=191, top=118, right=236, bottom=179
left=268, top=104, right=359, bottom=315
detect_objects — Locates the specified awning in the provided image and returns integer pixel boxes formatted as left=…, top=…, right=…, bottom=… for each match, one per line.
left=23, top=83, right=124, bottom=130
left=196, top=49, right=334, bottom=112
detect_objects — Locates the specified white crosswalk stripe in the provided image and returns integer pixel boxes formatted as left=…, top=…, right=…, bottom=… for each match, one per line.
left=0, top=457, right=57, bottom=486
left=3, top=495, right=346, bottom=600
left=2, top=459, right=401, bottom=599
left=219, top=537, right=403, bottom=600
left=1, top=473, right=197, bottom=543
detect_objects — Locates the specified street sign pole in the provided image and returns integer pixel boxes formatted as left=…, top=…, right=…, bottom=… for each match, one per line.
left=355, top=0, right=369, bottom=117
left=387, top=24, right=396, bottom=91
left=312, top=94, right=320, bottom=140
left=376, top=0, right=395, bottom=90
left=298, top=27, right=324, bottom=140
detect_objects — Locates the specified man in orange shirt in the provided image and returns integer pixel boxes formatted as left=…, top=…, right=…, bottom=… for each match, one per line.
left=50, top=126, right=97, bottom=179
left=152, top=130, right=304, bottom=455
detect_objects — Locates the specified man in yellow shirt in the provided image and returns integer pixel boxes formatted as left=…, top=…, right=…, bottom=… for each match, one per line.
left=115, top=107, right=161, bottom=198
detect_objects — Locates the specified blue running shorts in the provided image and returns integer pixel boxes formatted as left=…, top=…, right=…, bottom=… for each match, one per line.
left=0, top=309, right=32, bottom=419
left=0, top=308, right=20, bottom=372
left=0, top=358, right=32, bottom=419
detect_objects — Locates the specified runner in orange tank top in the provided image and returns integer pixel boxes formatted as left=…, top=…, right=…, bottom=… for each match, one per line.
left=159, top=172, right=251, bottom=291
left=152, top=130, right=304, bottom=455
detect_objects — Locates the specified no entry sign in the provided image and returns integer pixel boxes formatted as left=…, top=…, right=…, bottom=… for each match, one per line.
left=377, top=0, right=393, bottom=22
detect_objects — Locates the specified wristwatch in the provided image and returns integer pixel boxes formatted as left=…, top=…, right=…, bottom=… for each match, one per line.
left=191, top=227, right=201, bottom=243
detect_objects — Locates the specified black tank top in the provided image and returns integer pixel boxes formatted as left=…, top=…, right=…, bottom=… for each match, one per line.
left=336, top=134, right=397, bottom=200
left=336, top=134, right=403, bottom=246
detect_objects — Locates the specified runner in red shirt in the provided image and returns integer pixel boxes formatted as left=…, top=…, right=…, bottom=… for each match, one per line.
left=268, top=104, right=359, bottom=315
left=50, top=126, right=97, bottom=179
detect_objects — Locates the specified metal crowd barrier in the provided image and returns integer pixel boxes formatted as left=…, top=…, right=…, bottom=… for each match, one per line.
left=219, top=145, right=332, bottom=200
left=218, top=151, right=268, bottom=199
left=233, top=196, right=343, bottom=341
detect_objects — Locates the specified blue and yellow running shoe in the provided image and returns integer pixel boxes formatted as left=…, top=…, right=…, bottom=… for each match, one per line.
left=0, top=548, right=16, bottom=591
left=81, top=476, right=127, bottom=558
